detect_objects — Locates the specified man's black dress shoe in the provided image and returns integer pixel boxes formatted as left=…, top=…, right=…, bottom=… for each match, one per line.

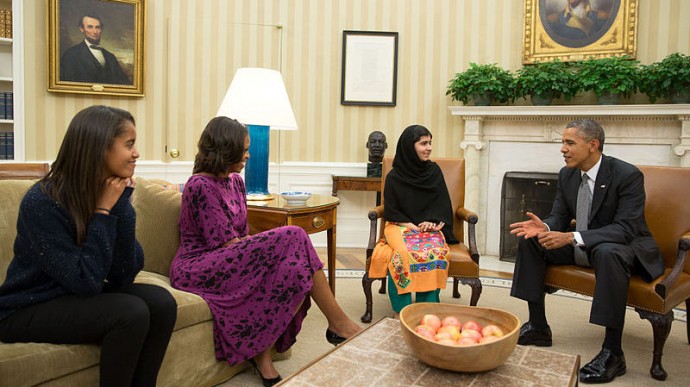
left=325, top=328, right=347, bottom=345
left=517, top=321, right=552, bottom=347
left=579, top=348, right=626, bottom=384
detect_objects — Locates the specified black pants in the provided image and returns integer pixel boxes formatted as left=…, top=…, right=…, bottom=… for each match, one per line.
left=510, top=237, right=634, bottom=329
left=0, top=283, right=177, bottom=387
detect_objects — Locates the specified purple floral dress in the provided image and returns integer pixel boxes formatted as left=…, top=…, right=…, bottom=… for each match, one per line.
left=169, top=174, right=323, bottom=365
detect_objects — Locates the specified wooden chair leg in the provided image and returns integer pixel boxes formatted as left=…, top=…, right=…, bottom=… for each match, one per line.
left=637, top=309, right=673, bottom=381
left=452, top=277, right=461, bottom=299
left=460, top=278, right=482, bottom=306
left=361, top=272, right=377, bottom=323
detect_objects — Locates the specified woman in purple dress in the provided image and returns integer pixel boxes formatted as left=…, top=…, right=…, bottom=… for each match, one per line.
left=169, top=117, right=362, bottom=386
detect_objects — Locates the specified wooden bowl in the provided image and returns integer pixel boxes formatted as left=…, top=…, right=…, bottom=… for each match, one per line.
left=399, top=303, right=520, bottom=372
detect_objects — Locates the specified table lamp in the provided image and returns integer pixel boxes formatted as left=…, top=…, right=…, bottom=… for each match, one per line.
left=217, top=67, right=298, bottom=199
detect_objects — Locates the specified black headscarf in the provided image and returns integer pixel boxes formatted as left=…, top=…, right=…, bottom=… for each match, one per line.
left=383, top=125, right=458, bottom=244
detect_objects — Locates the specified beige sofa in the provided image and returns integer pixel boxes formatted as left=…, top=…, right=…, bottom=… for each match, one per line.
left=0, top=176, right=289, bottom=386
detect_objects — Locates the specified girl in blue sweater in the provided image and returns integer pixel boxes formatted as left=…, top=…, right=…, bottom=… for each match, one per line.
left=0, top=106, right=176, bottom=387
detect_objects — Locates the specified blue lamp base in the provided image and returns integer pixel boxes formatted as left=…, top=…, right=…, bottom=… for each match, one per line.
left=244, top=124, right=271, bottom=198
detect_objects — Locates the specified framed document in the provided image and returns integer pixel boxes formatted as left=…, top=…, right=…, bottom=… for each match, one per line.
left=341, top=30, right=398, bottom=106
left=523, top=0, right=637, bottom=63
left=48, top=0, right=145, bottom=96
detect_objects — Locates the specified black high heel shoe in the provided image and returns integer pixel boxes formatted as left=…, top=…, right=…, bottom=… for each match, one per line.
left=325, top=328, right=347, bottom=345
left=249, top=359, right=282, bottom=387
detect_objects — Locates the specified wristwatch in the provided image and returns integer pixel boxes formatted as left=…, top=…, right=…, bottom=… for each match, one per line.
left=571, top=233, right=578, bottom=246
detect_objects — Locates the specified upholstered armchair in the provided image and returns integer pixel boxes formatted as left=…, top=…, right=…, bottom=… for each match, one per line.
left=360, top=158, right=481, bottom=323
left=543, top=165, right=690, bottom=381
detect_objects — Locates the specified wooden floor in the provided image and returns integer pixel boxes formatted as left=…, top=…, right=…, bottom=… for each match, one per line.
left=315, top=247, right=513, bottom=279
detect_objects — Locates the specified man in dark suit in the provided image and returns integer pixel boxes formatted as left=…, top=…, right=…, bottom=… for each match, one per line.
left=60, top=13, right=131, bottom=85
left=509, top=119, right=664, bottom=384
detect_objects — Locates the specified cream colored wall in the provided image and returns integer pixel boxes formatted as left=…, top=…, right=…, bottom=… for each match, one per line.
left=21, top=0, right=690, bottom=163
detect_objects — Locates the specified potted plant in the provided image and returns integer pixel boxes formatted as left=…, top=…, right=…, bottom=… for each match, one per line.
left=638, top=53, right=690, bottom=103
left=513, top=60, right=581, bottom=105
left=446, top=63, right=514, bottom=105
left=576, top=55, right=640, bottom=104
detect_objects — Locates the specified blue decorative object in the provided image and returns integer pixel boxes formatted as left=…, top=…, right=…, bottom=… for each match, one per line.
left=245, top=124, right=270, bottom=195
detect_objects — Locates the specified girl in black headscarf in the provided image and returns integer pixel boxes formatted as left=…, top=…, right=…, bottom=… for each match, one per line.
left=369, top=125, right=457, bottom=314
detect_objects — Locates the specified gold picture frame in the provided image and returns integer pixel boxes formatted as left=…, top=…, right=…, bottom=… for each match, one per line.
left=523, top=0, right=637, bottom=64
left=48, top=0, right=145, bottom=96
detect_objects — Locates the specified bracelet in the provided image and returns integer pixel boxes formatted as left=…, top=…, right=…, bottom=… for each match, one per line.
left=96, top=207, right=111, bottom=214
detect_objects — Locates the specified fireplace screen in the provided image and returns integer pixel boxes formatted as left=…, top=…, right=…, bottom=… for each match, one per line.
left=500, top=172, right=558, bottom=261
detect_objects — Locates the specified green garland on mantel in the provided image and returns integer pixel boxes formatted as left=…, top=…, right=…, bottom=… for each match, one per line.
left=447, top=53, right=690, bottom=106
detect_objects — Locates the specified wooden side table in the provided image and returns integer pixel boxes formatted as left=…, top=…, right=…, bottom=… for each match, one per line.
left=331, top=175, right=381, bottom=205
left=246, top=194, right=340, bottom=295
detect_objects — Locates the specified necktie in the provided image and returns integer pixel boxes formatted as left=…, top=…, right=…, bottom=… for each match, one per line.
left=89, top=45, right=103, bottom=50
left=574, top=173, right=592, bottom=267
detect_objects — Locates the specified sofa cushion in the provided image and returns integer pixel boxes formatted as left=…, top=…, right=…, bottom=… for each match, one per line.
left=135, top=271, right=213, bottom=331
left=0, top=180, right=35, bottom=283
left=0, top=341, right=99, bottom=387
left=132, top=177, right=182, bottom=277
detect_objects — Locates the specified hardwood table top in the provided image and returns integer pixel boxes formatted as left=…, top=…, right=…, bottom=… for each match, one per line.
left=247, top=193, right=339, bottom=212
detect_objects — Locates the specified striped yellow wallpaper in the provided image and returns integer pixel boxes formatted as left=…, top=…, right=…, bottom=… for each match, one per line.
left=20, top=0, right=690, bottom=163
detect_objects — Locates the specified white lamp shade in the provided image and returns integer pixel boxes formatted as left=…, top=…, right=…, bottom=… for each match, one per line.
left=217, top=67, right=298, bottom=130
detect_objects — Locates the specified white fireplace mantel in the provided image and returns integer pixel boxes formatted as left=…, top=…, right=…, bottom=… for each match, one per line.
left=450, top=104, right=690, bottom=257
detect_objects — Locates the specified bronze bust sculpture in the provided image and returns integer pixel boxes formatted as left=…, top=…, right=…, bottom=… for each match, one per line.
left=366, top=131, right=387, bottom=163
left=366, top=131, right=387, bottom=177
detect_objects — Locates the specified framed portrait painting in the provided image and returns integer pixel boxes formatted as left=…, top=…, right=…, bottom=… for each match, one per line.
left=341, top=30, right=398, bottom=106
left=48, top=0, right=145, bottom=96
left=522, top=0, right=638, bottom=63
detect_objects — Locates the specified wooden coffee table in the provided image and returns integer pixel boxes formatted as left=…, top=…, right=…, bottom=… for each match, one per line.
left=279, top=318, right=580, bottom=386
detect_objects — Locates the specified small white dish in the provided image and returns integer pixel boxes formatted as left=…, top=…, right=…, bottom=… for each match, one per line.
left=280, top=191, right=312, bottom=206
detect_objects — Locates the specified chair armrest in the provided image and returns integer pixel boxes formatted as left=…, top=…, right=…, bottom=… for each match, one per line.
left=367, top=205, right=385, bottom=221
left=654, top=231, right=690, bottom=298
left=455, top=207, right=478, bottom=225
left=365, top=205, right=385, bottom=269
left=455, top=207, right=480, bottom=264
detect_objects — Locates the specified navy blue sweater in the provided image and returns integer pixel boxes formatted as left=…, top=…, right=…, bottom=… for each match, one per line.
left=0, top=184, right=144, bottom=321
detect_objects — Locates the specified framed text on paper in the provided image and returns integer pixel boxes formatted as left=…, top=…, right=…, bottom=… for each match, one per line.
left=523, top=0, right=638, bottom=63
left=48, top=0, right=145, bottom=96
left=341, top=30, right=398, bottom=106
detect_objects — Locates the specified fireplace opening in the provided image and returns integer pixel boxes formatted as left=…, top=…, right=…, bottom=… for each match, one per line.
left=499, top=171, right=558, bottom=262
